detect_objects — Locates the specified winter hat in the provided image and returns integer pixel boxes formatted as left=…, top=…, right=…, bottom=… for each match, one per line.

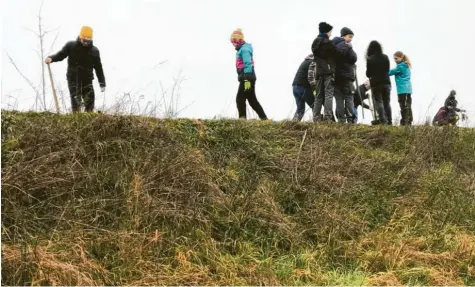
left=79, top=26, right=93, bottom=40
left=319, top=22, right=333, bottom=34
left=341, top=27, right=354, bottom=37
left=449, top=90, right=456, bottom=97
left=230, top=28, right=245, bottom=44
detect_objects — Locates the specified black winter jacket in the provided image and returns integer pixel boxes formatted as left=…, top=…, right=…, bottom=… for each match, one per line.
left=311, top=34, right=344, bottom=77
left=366, top=54, right=390, bottom=88
left=292, top=55, right=314, bottom=88
left=49, top=37, right=106, bottom=87
left=331, top=37, right=357, bottom=82
left=353, top=84, right=370, bottom=109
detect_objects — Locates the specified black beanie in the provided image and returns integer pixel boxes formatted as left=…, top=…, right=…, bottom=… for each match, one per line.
left=341, top=27, right=354, bottom=37
left=319, top=22, right=333, bottom=34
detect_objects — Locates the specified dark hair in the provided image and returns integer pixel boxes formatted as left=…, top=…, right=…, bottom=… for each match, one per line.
left=366, top=40, right=383, bottom=59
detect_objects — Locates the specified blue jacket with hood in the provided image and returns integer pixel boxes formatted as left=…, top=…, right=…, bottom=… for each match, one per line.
left=235, top=42, right=256, bottom=82
left=389, top=61, right=412, bottom=94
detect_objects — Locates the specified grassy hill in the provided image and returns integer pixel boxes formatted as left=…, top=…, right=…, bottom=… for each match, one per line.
left=2, top=111, right=475, bottom=286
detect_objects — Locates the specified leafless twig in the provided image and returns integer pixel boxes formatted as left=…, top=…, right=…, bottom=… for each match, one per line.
left=5, top=52, right=44, bottom=110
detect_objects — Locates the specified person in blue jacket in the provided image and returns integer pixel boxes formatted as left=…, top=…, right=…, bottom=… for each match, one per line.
left=230, top=28, right=268, bottom=120
left=389, top=51, right=413, bottom=125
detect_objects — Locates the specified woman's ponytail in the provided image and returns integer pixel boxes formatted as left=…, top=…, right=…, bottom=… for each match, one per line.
left=394, top=51, right=412, bottom=68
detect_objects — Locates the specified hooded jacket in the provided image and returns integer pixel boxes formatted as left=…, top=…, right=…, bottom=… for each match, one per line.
left=444, top=91, right=461, bottom=112
left=389, top=61, right=412, bottom=94
left=311, top=34, right=344, bottom=77
left=292, top=54, right=315, bottom=88
left=49, top=37, right=106, bottom=87
left=235, top=42, right=256, bottom=82
left=331, top=37, right=357, bottom=82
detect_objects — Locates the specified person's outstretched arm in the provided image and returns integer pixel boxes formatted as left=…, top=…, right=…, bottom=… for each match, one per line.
left=92, top=47, right=106, bottom=88
left=48, top=42, right=72, bottom=63
left=388, top=64, right=401, bottom=76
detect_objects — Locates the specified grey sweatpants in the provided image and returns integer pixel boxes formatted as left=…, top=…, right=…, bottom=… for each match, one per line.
left=334, top=80, right=355, bottom=123
left=313, top=75, right=335, bottom=122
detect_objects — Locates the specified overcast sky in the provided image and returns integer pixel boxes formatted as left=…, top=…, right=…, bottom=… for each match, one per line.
left=2, top=0, right=475, bottom=125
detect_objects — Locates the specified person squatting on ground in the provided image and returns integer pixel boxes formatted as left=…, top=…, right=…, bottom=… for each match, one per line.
left=432, top=90, right=467, bottom=126
left=366, top=40, right=392, bottom=125
left=331, top=27, right=358, bottom=123
left=389, top=51, right=413, bottom=126
left=291, top=54, right=316, bottom=121
left=352, top=80, right=372, bottom=123
left=230, top=28, right=268, bottom=120
left=311, top=22, right=346, bottom=122
left=45, top=26, right=106, bottom=112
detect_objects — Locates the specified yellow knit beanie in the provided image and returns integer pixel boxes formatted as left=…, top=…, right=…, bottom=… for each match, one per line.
left=79, top=26, right=93, bottom=40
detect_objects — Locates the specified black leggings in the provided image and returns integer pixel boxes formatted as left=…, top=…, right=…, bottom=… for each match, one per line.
left=371, top=84, right=392, bottom=125
left=236, top=81, right=267, bottom=120
left=398, top=94, right=413, bottom=125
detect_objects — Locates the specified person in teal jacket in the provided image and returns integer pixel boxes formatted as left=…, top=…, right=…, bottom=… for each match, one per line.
left=230, top=28, right=267, bottom=120
left=389, top=51, right=413, bottom=125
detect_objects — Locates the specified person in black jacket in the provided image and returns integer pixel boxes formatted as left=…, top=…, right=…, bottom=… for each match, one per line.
left=311, top=22, right=344, bottom=122
left=291, top=54, right=316, bottom=121
left=332, top=27, right=358, bottom=123
left=45, top=26, right=106, bottom=112
left=433, top=90, right=467, bottom=125
left=352, top=82, right=371, bottom=123
left=366, top=41, right=392, bottom=125
left=365, top=40, right=391, bottom=125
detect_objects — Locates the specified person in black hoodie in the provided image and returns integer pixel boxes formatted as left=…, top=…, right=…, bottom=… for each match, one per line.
left=352, top=82, right=371, bottom=122
left=365, top=40, right=391, bottom=125
left=432, top=90, right=467, bottom=126
left=332, top=27, right=358, bottom=123
left=291, top=54, right=316, bottom=121
left=45, top=26, right=106, bottom=112
left=311, top=22, right=345, bottom=122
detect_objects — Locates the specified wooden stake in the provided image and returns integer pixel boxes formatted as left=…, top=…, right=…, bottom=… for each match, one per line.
left=47, top=63, right=60, bottom=114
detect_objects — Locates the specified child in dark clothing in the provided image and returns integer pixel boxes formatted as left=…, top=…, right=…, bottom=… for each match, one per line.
left=311, top=22, right=345, bottom=122
left=365, top=40, right=392, bottom=125
left=292, top=54, right=316, bottom=121
left=352, top=82, right=371, bottom=123
left=432, top=90, right=467, bottom=126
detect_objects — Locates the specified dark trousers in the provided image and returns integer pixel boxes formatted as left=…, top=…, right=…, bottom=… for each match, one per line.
left=313, top=75, right=335, bottom=122
left=67, top=77, right=95, bottom=112
left=236, top=81, right=267, bottom=120
left=398, top=94, right=413, bottom=126
left=292, top=85, right=314, bottom=121
left=371, top=84, right=391, bottom=125
left=334, top=79, right=355, bottom=123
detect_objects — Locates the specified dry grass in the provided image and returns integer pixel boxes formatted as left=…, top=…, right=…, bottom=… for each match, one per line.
left=2, top=111, right=475, bottom=285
